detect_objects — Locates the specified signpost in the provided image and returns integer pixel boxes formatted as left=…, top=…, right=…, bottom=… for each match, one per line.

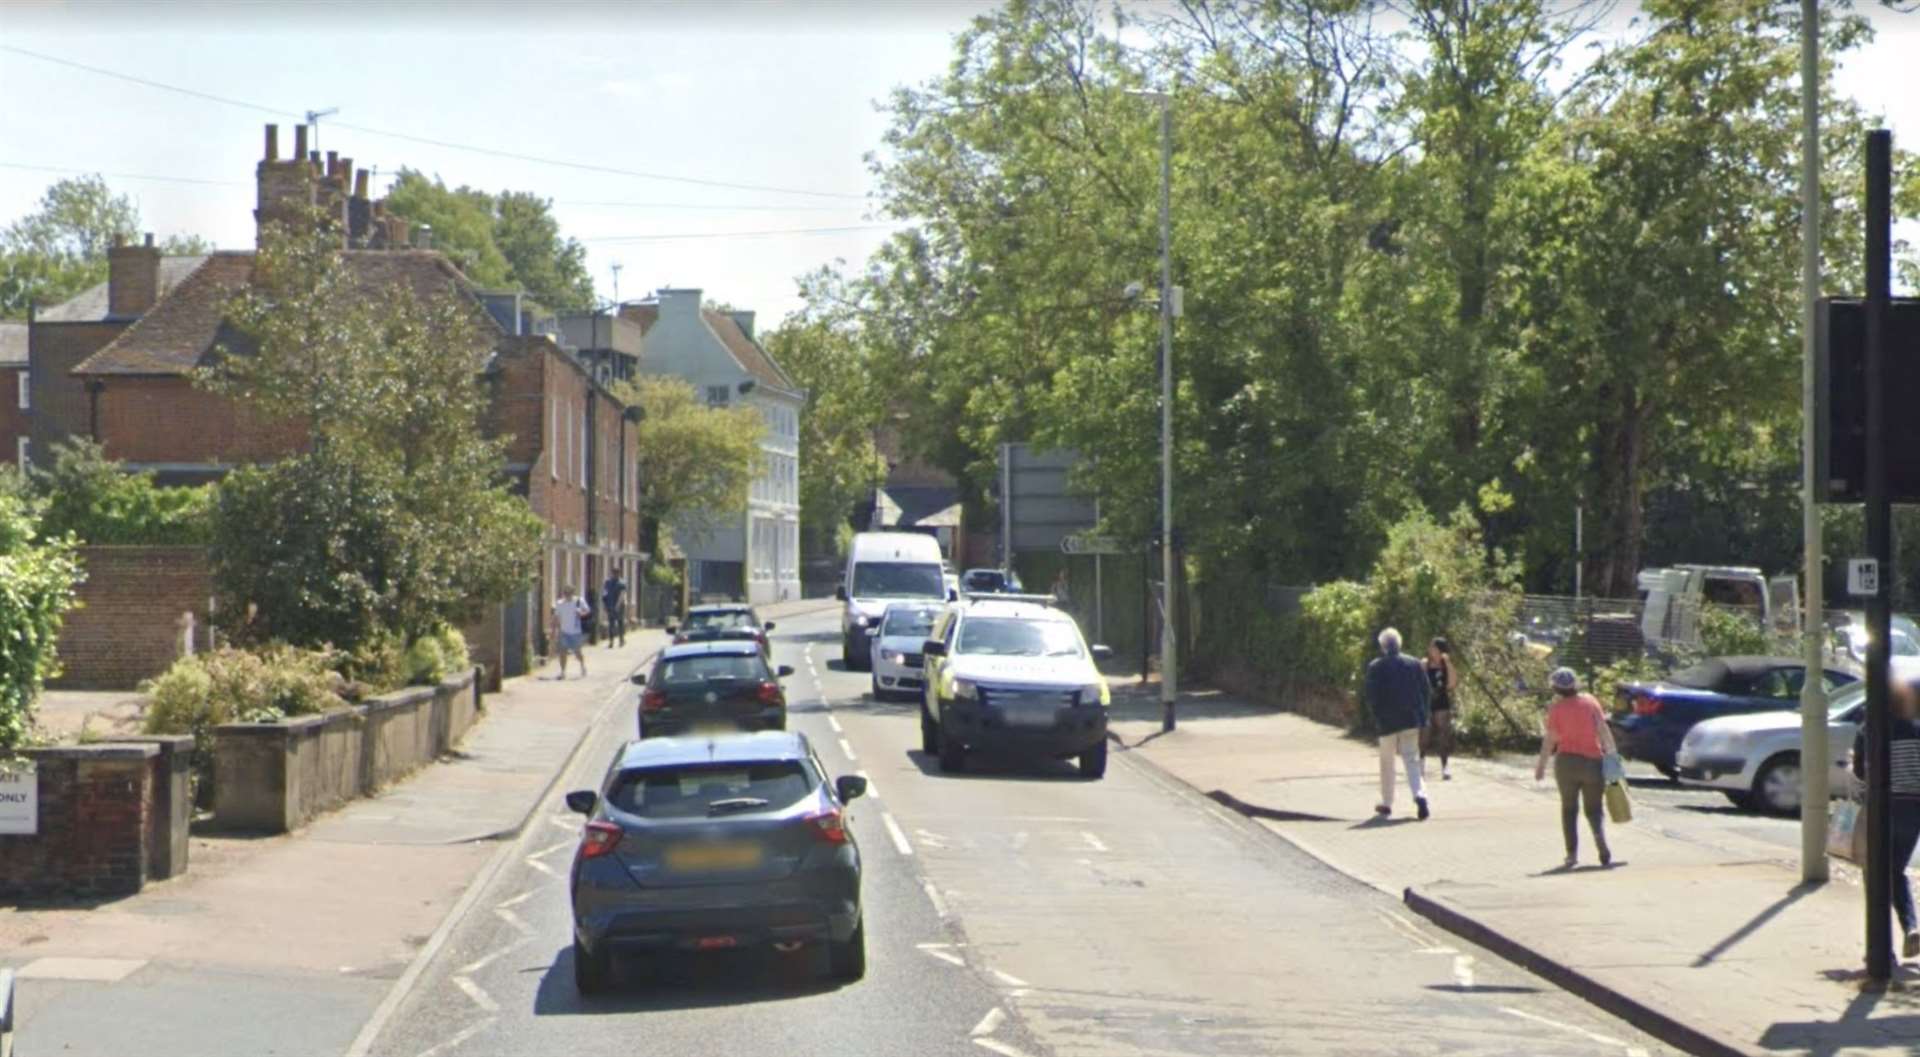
left=0, top=761, right=37, bottom=836
left=1060, top=535, right=1124, bottom=555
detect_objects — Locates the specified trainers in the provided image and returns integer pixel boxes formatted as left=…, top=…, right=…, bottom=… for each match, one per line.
left=1375, top=805, right=1391, bottom=817
left=1905, top=931, right=1919, bottom=959
left=1442, top=766, right=1452, bottom=781
left=1416, top=797, right=1431, bottom=821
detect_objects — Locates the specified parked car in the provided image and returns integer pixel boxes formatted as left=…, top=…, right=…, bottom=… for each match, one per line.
left=1675, top=659, right=1920, bottom=814
left=961, top=568, right=1024, bottom=595
left=565, top=731, right=867, bottom=994
left=669, top=604, right=774, bottom=656
left=1610, top=655, right=1859, bottom=779
left=868, top=602, right=942, bottom=701
left=921, top=594, right=1114, bottom=778
left=633, top=641, right=795, bottom=738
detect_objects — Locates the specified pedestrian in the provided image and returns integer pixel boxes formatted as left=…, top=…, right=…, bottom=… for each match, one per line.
left=1534, top=667, right=1615, bottom=869
left=552, top=584, right=589, bottom=679
left=1424, top=637, right=1459, bottom=781
left=1365, top=627, right=1431, bottom=820
left=601, top=570, right=628, bottom=649
left=1851, top=677, right=1920, bottom=959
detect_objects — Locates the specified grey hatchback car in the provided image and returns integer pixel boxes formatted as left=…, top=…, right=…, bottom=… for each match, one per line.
left=565, top=731, right=867, bottom=994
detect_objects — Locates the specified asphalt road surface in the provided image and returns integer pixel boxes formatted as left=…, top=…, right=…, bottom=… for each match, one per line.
left=367, top=609, right=1677, bottom=1057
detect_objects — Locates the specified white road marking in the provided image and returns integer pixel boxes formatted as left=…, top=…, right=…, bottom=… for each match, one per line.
left=524, top=857, right=558, bottom=877
left=922, top=879, right=950, bottom=918
left=1376, top=908, right=1441, bottom=949
left=971, top=1008, right=1007, bottom=1037
left=828, top=715, right=844, bottom=733
left=457, top=946, right=514, bottom=975
left=1452, top=954, right=1475, bottom=989
left=973, top=1038, right=1032, bottom=1057
left=857, top=770, right=879, bottom=799
left=993, top=968, right=1029, bottom=988
left=495, top=891, right=533, bottom=910
left=1011, top=830, right=1029, bottom=851
left=914, top=828, right=949, bottom=849
left=451, top=974, right=499, bottom=1013
left=1499, top=1006, right=1629, bottom=1048
left=548, top=816, right=577, bottom=833
left=1414, top=946, right=1460, bottom=955
left=917, top=942, right=968, bottom=950
left=1080, top=831, right=1108, bottom=853
left=921, top=946, right=967, bottom=967
left=839, top=736, right=858, bottom=760
left=494, top=906, right=534, bottom=936
left=882, top=812, right=914, bottom=856
left=528, top=839, right=572, bottom=859
left=411, top=1017, right=497, bottom=1057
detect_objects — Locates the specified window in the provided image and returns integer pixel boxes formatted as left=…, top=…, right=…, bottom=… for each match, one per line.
left=579, top=411, right=587, bottom=488
left=16, top=371, right=27, bottom=411
left=15, top=436, right=27, bottom=470
left=563, top=401, right=572, bottom=486
left=606, top=759, right=814, bottom=820
left=707, top=385, right=730, bottom=406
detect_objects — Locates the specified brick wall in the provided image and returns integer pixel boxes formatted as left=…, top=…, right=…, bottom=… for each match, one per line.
left=0, top=742, right=188, bottom=902
left=52, top=546, right=212, bottom=690
left=29, top=321, right=126, bottom=460
left=0, top=365, right=25, bottom=468
left=95, top=377, right=307, bottom=467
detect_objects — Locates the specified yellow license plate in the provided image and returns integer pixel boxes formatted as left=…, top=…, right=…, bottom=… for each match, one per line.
left=665, top=843, right=764, bottom=871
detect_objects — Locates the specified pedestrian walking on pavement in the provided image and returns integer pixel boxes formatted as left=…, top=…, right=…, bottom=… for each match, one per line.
left=602, top=571, right=628, bottom=648
left=1851, top=677, right=1920, bottom=959
left=1423, top=637, right=1458, bottom=781
left=552, top=585, right=590, bottom=679
left=1366, top=627, right=1430, bottom=820
left=1535, top=667, right=1615, bottom=868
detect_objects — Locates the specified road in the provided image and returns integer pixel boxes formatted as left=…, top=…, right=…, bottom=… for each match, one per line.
left=367, top=609, right=1677, bottom=1057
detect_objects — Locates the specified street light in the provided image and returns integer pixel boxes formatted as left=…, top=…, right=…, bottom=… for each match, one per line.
left=1128, top=87, right=1178, bottom=732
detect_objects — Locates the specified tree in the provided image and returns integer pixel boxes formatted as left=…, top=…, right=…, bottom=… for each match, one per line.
left=383, top=171, right=593, bottom=311
left=0, top=484, right=83, bottom=752
left=199, top=207, right=543, bottom=648
left=610, top=375, right=764, bottom=544
left=0, top=175, right=211, bottom=319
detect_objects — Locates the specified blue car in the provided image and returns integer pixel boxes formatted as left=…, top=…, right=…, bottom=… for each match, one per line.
left=1609, top=655, right=1858, bottom=778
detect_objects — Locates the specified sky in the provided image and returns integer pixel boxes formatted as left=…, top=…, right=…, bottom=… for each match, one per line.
left=0, top=1, right=1915, bottom=325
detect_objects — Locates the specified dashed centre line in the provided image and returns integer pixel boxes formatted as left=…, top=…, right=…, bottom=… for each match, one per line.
left=828, top=715, right=844, bottom=733
left=839, top=736, right=858, bottom=760
left=1080, top=831, right=1108, bottom=853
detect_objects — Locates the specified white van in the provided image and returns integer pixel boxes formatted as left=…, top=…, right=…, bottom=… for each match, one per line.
left=838, top=532, right=952, bottom=670
left=1638, top=565, right=1800, bottom=649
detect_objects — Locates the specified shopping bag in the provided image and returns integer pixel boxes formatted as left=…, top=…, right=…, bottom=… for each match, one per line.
left=1604, top=780, right=1633, bottom=824
left=1829, top=797, right=1866, bottom=863
left=1601, top=752, right=1627, bottom=785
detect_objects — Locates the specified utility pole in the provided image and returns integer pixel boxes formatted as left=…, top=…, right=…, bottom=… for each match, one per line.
left=305, top=107, right=339, bottom=151
left=1129, top=88, right=1178, bottom=733
left=1863, top=128, right=1894, bottom=984
left=1798, top=0, right=1830, bottom=887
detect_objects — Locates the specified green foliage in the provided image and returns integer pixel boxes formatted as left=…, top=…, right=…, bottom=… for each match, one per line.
left=141, top=644, right=349, bottom=803
left=1589, top=654, right=1667, bottom=712
left=383, top=171, right=593, bottom=311
left=1296, top=580, right=1375, bottom=692
left=0, top=487, right=84, bottom=753
left=404, top=626, right=470, bottom=686
left=1, top=175, right=210, bottom=320
left=1698, top=605, right=1775, bottom=658
left=611, top=376, right=764, bottom=539
left=26, top=438, right=211, bottom=545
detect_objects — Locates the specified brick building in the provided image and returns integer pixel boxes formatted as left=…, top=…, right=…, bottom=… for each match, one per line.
left=18, top=124, right=647, bottom=684
left=1, top=322, right=26, bottom=469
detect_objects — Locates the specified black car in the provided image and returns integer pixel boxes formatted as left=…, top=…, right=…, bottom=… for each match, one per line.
left=669, top=604, right=775, bottom=655
left=634, top=641, right=795, bottom=738
left=961, top=568, right=1023, bottom=594
left=565, top=731, right=867, bottom=994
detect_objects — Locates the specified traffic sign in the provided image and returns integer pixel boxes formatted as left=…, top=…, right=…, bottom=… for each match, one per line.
left=1061, top=534, right=1125, bottom=555
left=1850, top=558, right=1881, bottom=597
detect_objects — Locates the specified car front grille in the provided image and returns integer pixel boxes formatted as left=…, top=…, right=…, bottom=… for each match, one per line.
left=902, top=653, right=924, bottom=669
left=979, top=688, right=1077, bottom=710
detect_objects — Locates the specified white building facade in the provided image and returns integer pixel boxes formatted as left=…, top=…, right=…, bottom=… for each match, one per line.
left=620, top=288, right=803, bottom=605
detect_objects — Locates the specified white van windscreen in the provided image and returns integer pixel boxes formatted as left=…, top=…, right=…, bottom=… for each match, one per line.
left=853, top=562, right=945, bottom=599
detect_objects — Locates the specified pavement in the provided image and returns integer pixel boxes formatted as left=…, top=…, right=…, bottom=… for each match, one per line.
left=1103, top=681, right=1920, bottom=1057
left=0, top=599, right=836, bottom=1057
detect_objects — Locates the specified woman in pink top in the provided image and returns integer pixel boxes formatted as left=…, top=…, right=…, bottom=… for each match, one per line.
left=1535, top=667, right=1618, bottom=868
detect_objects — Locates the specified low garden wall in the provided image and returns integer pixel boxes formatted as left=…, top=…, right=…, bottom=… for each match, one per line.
left=211, top=668, right=481, bottom=833
left=0, top=735, right=194, bottom=902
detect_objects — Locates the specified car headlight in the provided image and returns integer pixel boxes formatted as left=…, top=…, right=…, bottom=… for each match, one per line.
left=952, top=678, right=979, bottom=701
left=853, top=614, right=870, bottom=628
left=1079, top=682, right=1109, bottom=707
left=881, top=649, right=904, bottom=664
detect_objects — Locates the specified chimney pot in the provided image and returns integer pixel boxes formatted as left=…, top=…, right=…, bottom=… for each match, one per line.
left=326, top=150, right=338, bottom=177
left=265, top=124, right=279, bottom=162
left=354, top=170, right=370, bottom=197
left=143, top=232, right=154, bottom=248
left=293, top=123, right=308, bottom=159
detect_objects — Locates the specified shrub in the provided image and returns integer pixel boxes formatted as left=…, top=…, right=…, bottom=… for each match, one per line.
left=1297, top=580, right=1375, bottom=691
left=142, top=645, right=349, bottom=804
left=340, top=628, right=409, bottom=693
left=28, top=438, right=212, bottom=545
left=1698, top=604, right=1774, bottom=658
left=0, top=486, right=83, bottom=754
left=405, top=635, right=447, bottom=686
left=436, top=626, right=471, bottom=674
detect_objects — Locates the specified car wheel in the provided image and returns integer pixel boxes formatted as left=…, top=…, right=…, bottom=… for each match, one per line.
left=1723, top=790, right=1755, bottom=810
left=920, top=708, right=939, bottom=755
left=870, top=674, right=884, bottom=700
left=830, top=918, right=867, bottom=982
left=1079, top=739, right=1108, bottom=780
left=1753, top=753, right=1803, bottom=816
left=573, top=935, right=609, bottom=996
left=841, top=634, right=856, bottom=669
left=1656, top=765, right=1680, bottom=783
left=938, top=726, right=966, bottom=773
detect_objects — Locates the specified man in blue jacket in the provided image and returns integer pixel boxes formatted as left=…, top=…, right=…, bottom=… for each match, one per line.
left=1366, top=627, right=1430, bottom=820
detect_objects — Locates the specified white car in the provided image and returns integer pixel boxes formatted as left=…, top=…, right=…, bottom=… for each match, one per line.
left=1676, top=658, right=1920, bottom=814
left=869, top=602, right=943, bottom=701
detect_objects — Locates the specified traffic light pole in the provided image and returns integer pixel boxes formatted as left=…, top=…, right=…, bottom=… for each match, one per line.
left=1864, top=128, right=1893, bottom=984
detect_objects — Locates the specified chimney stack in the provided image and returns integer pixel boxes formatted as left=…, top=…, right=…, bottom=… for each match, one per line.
left=264, top=124, right=279, bottom=162
left=256, top=122, right=318, bottom=247
left=108, top=231, right=162, bottom=318
left=293, top=123, right=308, bottom=161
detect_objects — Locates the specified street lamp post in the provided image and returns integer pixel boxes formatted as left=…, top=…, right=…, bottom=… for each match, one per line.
left=1129, top=88, right=1178, bottom=732
left=1797, top=0, right=1830, bottom=887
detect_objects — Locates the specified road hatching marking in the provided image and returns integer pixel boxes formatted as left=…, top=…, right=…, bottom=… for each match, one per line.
left=451, top=974, right=499, bottom=1013
left=971, top=1008, right=1007, bottom=1036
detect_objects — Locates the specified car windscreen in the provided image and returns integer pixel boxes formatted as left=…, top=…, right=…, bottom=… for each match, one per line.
left=965, top=571, right=1006, bottom=590
left=852, top=561, right=945, bottom=599
left=955, top=617, right=1083, bottom=658
left=607, top=760, right=816, bottom=819
left=656, top=653, right=767, bottom=686
left=882, top=607, right=939, bottom=636
left=686, top=610, right=754, bottom=631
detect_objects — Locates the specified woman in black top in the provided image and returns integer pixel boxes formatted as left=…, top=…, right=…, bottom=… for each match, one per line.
left=1423, top=637, right=1458, bottom=781
left=1852, top=678, right=1920, bottom=959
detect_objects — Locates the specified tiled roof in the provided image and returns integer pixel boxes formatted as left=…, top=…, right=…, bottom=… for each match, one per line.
left=615, top=302, right=658, bottom=334
left=36, top=256, right=210, bottom=323
left=74, top=250, right=493, bottom=376
left=0, top=322, right=26, bottom=367
left=701, top=309, right=795, bottom=393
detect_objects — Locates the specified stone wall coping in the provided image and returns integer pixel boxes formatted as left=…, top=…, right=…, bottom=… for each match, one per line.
left=103, top=734, right=195, bottom=751
left=20, top=743, right=159, bottom=762
left=214, top=708, right=357, bottom=738
left=363, top=686, right=434, bottom=715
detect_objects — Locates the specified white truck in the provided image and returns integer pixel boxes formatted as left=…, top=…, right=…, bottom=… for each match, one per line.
left=1637, top=565, right=1801, bottom=650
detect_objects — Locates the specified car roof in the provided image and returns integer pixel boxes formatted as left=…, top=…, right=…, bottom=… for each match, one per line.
left=658, top=640, right=765, bottom=660
left=616, top=731, right=810, bottom=769
left=688, top=603, right=754, bottom=615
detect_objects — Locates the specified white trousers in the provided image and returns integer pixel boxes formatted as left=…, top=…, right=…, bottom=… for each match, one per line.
left=1378, top=728, right=1426, bottom=808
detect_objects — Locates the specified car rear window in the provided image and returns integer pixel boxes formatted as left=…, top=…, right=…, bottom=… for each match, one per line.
left=687, top=610, right=754, bottom=630
left=607, top=761, right=816, bottom=819
left=656, top=653, right=767, bottom=686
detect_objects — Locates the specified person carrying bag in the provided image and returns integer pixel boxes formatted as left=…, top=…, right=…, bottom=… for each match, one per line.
left=1536, top=667, right=1619, bottom=868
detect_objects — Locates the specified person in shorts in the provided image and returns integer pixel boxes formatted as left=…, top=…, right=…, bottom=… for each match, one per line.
left=553, top=585, right=590, bottom=679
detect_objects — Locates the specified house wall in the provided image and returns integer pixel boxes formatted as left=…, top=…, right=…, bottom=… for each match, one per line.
left=51, top=546, right=213, bottom=690
left=28, top=321, right=126, bottom=465
left=94, top=377, right=307, bottom=469
left=1, top=365, right=26, bottom=470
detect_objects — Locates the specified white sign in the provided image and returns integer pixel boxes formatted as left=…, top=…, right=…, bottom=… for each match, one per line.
left=0, top=761, right=36, bottom=836
left=1849, top=558, right=1882, bottom=598
left=1061, top=534, right=1125, bottom=556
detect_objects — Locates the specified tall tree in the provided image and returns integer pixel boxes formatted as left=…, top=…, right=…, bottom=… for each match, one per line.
left=0, top=175, right=211, bottom=319
left=383, top=171, right=594, bottom=311
left=610, top=375, right=765, bottom=545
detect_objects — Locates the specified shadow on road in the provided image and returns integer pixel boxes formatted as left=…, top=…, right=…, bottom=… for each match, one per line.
left=533, top=943, right=847, bottom=1015
left=905, top=748, right=1088, bottom=783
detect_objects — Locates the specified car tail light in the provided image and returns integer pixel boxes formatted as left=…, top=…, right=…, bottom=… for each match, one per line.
left=641, top=687, right=668, bottom=712
left=757, top=681, right=784, bottom=707
left=805, top=808, right=848, bottom=845
left=579, top=820, right=622, bottom=859
left=1632, top=692, right=1661, bottom=716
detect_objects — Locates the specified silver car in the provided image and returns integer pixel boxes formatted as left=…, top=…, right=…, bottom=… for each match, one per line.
left=868, top=602, right=942, bottom=700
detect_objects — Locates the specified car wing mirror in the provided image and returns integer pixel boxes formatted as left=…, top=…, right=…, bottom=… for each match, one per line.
left=924, top=639, right=949, bottom=657
left=1091, top=644, right=1114, bottom=662
left=564, top=790, right=598, bottom=815
left=764, top=621, right=776, bottom=632
left=777, top=665, right=795, bottom=678
left=629, top=673, right=647, bottom=686
left=836, top=774, right=868, bottom=802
